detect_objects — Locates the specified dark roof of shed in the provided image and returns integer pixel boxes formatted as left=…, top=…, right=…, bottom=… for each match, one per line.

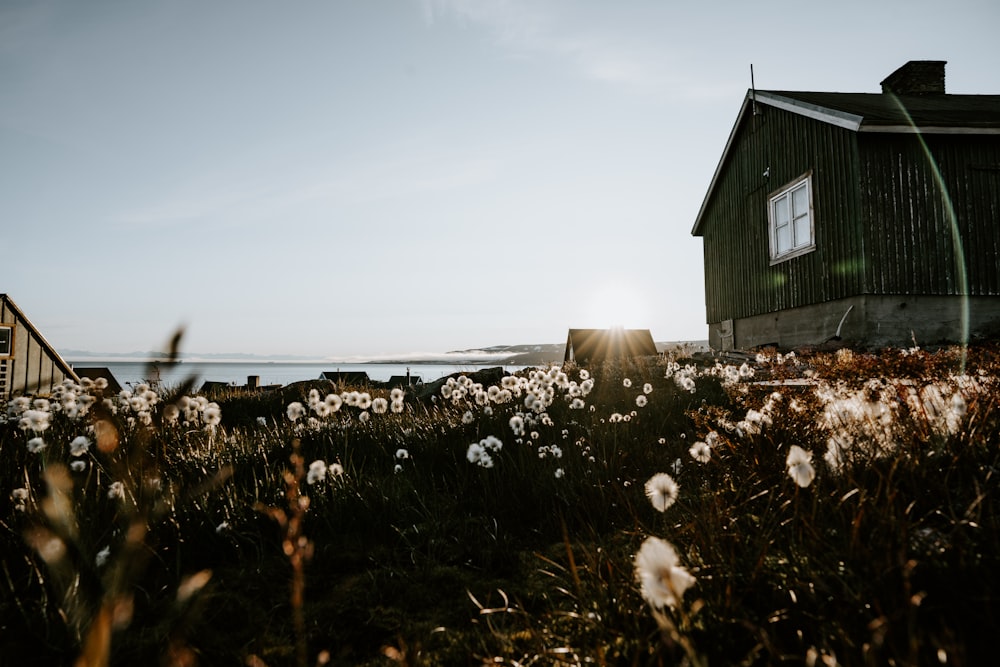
left=564, top=328, right=658, bottom=364
left=691, top=88, right=1000, bottom=236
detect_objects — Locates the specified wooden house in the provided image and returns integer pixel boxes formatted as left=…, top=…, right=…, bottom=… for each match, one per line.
left=563, top=328, right=658, bottom=365
left=0, top=294, right=79, bottom=399
left=692, top=61, right=1000, bottom=350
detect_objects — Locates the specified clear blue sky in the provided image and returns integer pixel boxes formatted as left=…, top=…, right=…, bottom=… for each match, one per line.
left=3, top=0, right=998, bottom=359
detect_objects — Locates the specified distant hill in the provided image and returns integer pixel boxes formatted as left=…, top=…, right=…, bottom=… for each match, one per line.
left=445, top=340, right=710, bottom=366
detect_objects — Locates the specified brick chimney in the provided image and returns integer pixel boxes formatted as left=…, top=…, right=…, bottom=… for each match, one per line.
left=880, top=60, right=946, bottom=95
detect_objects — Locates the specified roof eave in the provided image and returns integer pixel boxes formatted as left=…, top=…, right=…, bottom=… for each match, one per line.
left=691, top=92, right=754, bottom=236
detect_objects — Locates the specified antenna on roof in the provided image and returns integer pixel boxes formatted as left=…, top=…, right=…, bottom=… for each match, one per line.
left=750, top=63, right=759, bottom=115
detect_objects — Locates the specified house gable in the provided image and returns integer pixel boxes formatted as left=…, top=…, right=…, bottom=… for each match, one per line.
left=1, top=294, right=79, bottom=398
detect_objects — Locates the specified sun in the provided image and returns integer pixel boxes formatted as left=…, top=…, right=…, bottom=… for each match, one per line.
left=586, top=283, right=650, bottom=329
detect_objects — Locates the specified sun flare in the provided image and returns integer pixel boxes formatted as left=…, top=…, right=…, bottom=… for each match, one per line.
left=586, top=283, right=649, bottom=329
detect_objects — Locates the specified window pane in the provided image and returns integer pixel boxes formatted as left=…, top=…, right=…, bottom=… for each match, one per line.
left=773, top=196, right=789, bottom=226
left=776, top=223, right=791, bottom=254
left=791, top=183, right=809, bottom=217
left=793, top=215, right=811, bottom=248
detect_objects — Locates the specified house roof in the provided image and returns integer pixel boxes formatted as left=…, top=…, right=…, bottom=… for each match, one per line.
left=691, top=87, right=1000, bottom=237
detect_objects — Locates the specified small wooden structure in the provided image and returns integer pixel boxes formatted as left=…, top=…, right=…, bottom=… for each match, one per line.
left=319, top=371, right=371, bottom=387
left=387, top=374, right=422, bottom=388
left=563, top=328, right=658, bottom=365
left=692, top=61, right=1000, bottom=350
left=73, top=367, right=123, bottom=394
left=0, top=293, right=79, bottom=399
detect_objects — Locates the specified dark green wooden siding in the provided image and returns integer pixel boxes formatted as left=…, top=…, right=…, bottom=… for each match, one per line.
left=700, top=105, right=865, bottom=323
left=859, top=134, right=1000, bottom=296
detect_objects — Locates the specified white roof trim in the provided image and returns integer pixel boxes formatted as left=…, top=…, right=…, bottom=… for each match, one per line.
left=858, top=125, right=1000, bottom=134
left=753, top=91, right=864, bottom=131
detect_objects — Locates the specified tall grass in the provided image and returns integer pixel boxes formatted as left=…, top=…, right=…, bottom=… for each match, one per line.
left=2, top=343, right=999, bottom=665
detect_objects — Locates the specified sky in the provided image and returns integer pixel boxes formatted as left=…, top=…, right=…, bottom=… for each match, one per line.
left=2, top=0, right=999, bottom=360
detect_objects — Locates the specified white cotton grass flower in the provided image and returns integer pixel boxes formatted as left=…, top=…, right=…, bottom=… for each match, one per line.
left=306, top=460, right=327, bottom=485
left=786, top=445, right=816, bottom=488
left=324, top=393, right=343, bottom=412
left=623, top=378, right=632, bottom=388
left=329, top=462, right=345, bottom=477
left=644, top=473, right=679, bottom=512
left=372, top=397, right=388, bottom=414
left=95, top=546, right=111, bottom=568
left=462, top=410, right=475, bottom=424
left=69, top=436, right=91, bottom=456
left=27, top=437, right=47, bottom=453
left=554, top=468, right=565, bottom=479
left=689, top=441, right=711, bottom=463
left=108, top=481, right=125, bottom=500
left=286, top=402, right=306, bottom=422
left=395, top=448, right=409, bottom=460
left=70, top=460, right=87, bottom=472
left=635, top=395, right=648, bottom=408
left=643, top=383, right=653, bottom=394
left=634, top=536, right=696, bottom=609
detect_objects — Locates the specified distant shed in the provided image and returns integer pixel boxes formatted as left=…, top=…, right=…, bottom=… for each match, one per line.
left=388, top=374, right=422, bottom=388
left=563, top=328, right=658, bottom=365
left=73, top=367, right=123, bottom=395
left=1, top=293, right=79, bottom=399
left=319, top=371, right=371, bottom=387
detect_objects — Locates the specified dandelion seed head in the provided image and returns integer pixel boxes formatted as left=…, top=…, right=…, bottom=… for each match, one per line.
left=69, top=436, right=91, bottom=456
left=634, top=536, right=696, bottom=609
left=787, top=445, right=816, bottom=487
left=644, top=473, right=679, bottom=512
left=689, top=441, right=711, bottom=463
left=306, top=460, right=327, bottom=485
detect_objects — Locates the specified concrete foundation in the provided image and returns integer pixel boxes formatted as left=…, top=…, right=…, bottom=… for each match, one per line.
left=708, top=295, right=1000, bottom=351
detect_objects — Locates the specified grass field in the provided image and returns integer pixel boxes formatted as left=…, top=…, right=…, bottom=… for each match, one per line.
left=2, top=342, right=999, bottom=666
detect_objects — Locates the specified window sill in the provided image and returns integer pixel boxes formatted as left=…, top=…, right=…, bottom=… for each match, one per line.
left=769, top=244, right=816, bottom=265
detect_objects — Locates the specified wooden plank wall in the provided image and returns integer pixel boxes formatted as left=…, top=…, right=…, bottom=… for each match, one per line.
left=700, top=105, right=865, bottom=323
left=859, top=134, right=1000, bottom=297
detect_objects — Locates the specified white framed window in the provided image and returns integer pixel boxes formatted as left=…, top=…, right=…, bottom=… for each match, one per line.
left=768, top=172, right=815, bottom=263
left=0, top=327, right=11, bottom=357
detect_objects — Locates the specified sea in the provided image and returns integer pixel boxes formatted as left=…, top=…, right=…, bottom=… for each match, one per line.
left=66, top=360, right=531, bottom=390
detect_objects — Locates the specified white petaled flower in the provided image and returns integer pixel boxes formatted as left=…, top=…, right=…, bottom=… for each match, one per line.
left=306, top=460, right=327, bottom=485
left=395, top=448, right=409, bottom=460
left=324, top=393, right=343, bottom=412
left=329, top=462, right=345, bottom=477
left=313, top=401, right=331, bottom=418
left=372, top=397, right=388, bottom=414
left=356, top=393, right=372, bottom=410
left=786, top=445, right=816, bottom=488
left=391, top=399, right=405, bottom=414
left=108, top=481, right=125, bottom=500
left=95, top=546, right=111, bottom=568
left=689, top=441, right=711, bottom=463
left=554, top=468, right=565, bottom=479
left=390, top=388, right=405, bottom=402
left=69, top=436, right=91, bottom=456
left=509, top=415, right=525, bottom=437
left=27, top=437, right=47, bottom=453
left=70, top=460, right=87, bottom=472
left=623, top=378, right=632, bottom=388
left=163, top=404, right=180, bottom=424
left=634, top=536, right=696, bottom=609
left=394, top=464, right=403, bottom=474
left=358, top=411, right=370, bottom=423
left=462, top=410, right=475, bottom=424
left=635, top=395, right=648, bottom=408
left=286, top=402, right=305, bottom=422
left=256, top=416, right=267, bottom=426
left=644, top=473, right=679, bottom=512
left=643, top=383, right=653, bottom=395
left=203, top=403, right=222, bottom=427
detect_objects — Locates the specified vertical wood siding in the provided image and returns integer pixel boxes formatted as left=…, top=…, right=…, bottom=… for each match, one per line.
left=1, top=298, right=74, bottom=398
left=860, top=134, right=1000, bottom=296
left=701, top=105, right=865, bottom=323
